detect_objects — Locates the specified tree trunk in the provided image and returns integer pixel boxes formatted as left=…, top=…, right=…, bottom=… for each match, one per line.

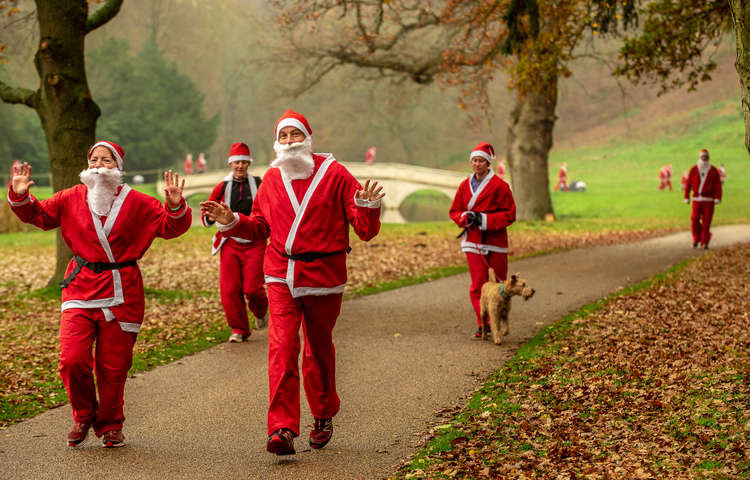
left=506, top=77, right=557, bottom=221
left=730, top=0, right=750, bottom=155
left=34, top=1, right=101, bottom=287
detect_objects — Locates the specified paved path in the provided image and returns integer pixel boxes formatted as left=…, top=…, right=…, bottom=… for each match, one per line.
left=1, top=225, right=748, bottom=480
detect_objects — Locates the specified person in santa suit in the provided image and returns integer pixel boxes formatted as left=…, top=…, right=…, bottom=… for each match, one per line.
left=680, top=170, right=689, bottom=193
left=658, top=164, right=673, bottom=191
left=553, top=162, right=568, bottom=192
left=7, top=141, right=191, bottom=448
left=449, top=142, right=516, bottom=339
left=202, top=142, right=268, bottom=342
left=201, top=109, right=384, bottom=456
left=684, top=148, right=722, bottom=249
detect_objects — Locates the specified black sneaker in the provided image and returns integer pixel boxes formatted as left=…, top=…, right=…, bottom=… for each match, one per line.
left=473, top=328, right=482, bottom=339
left=693, top=242, right=698, bottom=248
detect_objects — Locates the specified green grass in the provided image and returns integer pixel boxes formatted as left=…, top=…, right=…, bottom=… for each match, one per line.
left=549, top=100, right=750, bottom=225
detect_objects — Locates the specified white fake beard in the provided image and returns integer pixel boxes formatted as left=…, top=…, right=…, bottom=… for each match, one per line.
left=697, top=158, right=710, bottom=175
left=271, top=136, right=314, bottom=180
left=80, top=167, right=123, bottom=216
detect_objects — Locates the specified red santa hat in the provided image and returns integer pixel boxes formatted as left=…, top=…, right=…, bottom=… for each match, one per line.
left=470, top=142, right=495, bottom=163
left=699, top=148, right=709, bottom=159
left=227, top=142, right=253, bottom=164
left=275, top=109, right=312, bottom=140
left=88, top=140, right=125, bottom=170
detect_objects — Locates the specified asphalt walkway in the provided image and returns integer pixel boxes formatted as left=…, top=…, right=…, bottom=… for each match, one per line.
left=1, top=225, right=748, bottom=480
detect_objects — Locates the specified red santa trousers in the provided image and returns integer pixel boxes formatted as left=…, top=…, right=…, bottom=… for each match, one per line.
left=58, top=307, right=139, bottom=436
left=219, top=240, right=268, bottom=336
left=554, top=179, right=568, bottom=192
left=466, top=251, right=508, bottom=326
left=658, top=180, right=673, bottom=191
left=691, top=201, right=715, bottom=246
left=266, top=282, right=342, bottom=436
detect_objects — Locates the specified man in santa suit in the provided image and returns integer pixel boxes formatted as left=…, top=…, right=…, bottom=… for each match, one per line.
left=658, top=164, right=673, bottom=191
left=684, top=148, right=722, bottom=249
left=7, top=141, right=190, bottom=448
left=449, top=142, right=516, bottom=338
left=680, top=170, right=689, bottom=193
left=202, top=142, right=268, bottom=342
left=553, top=162, right=568, bottom=192
left=201, top=110, right=384, bottom=456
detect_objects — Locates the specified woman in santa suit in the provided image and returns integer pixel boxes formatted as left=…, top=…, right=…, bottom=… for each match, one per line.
left=449, top=142, right=516, bottom=338
left=7, top=141, right=191, bottom=448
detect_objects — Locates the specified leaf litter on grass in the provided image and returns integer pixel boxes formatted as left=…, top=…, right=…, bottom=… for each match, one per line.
left=397, top=243, right=750, bottom=479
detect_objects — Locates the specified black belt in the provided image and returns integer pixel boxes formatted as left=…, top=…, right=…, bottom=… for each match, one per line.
left=59, top=255, right=137, bottom=289
left=281, top=246, right=351, bottom=263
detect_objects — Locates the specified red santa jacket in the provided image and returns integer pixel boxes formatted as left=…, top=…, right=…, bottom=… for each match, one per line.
left=220, top=154, right=380, bottom=297
left=684, top=164, right=722, bottom=203
left=659, top=166, right=671, bottom=181
left=201, top=173, right=262, bottom=255
left=449, top=171, right=516, bottom=255
left=7, top=184, right=191, bottom=331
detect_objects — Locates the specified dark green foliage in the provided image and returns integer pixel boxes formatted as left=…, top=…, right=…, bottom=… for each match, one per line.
left=0, top=103, right=48, bottom=177
left=501, top=0, right=540, bottom=55
left=87, top=37, right=218, bottom=171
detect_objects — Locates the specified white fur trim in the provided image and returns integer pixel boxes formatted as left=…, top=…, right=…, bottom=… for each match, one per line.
left=118, top=322, right=141, bottom=333
left=6, top=194, right=30, bottom=207
left=216, top=212, right=240, bottom=231
left=461, top=241, right=508, bottom=255
left=276, top=118, right=311, bottom=139
left=470, top=150, right=492, bottom=162
left=467, top=170, right=494, bottom=210
left=353, top=195, right=382, bottom=209
left=479, top=213, right=487, bottom=231
left=228, top=155, right=252, bottom=164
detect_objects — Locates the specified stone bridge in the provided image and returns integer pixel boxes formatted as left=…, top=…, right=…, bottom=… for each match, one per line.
left=159, top=162, right=467, bottom=223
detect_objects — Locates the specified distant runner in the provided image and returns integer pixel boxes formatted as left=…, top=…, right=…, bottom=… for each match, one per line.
left=684, top=148, right=722, bottom=249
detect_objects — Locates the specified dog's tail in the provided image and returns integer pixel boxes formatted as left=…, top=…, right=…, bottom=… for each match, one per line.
left=488, top=268, right=497, bottom=283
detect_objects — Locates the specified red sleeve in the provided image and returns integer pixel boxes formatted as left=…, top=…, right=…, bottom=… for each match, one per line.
left=684, top=169, right=696, bottom=200
left=7, top=184, right=63, bottom=231
left=202, top=182, right=226, bottom=227
left=482, top=182, right=516, bottom=231
left=449, top=182, right=469, bottom=227
left=715, top=170, right=722, bottom=202
left=343, top=172, right=380, bottom=242
left=224, top=185, right=270, bottom=242
left=156, top=197, right=192, bottom=239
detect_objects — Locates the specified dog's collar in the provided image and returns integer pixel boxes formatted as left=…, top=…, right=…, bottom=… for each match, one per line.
left=499, top=282, right=511, bottom=300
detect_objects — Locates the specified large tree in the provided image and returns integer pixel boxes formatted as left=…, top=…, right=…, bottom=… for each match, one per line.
left=0, top=0, right=123, bottom=286
left=272, top=0, right=636, bottom=220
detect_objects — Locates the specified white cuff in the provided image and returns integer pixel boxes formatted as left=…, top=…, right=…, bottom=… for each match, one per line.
left=714, top=199, right=720, bottom=204
left=216, top=212, right=239, bottom=232
left=479, top=213, right=487, bottom=231
left=6, top=194, right=31, bottom=207
left=684, top=199, right=690, bottom=204
left=354, top=194, right=382, bottom=209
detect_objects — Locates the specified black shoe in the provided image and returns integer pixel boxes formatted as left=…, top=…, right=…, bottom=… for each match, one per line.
left=473, top=328, right=482, bottom=340
left=693, top=242, right=698, bottom=248
left=704, top=244, right=708, bottom=250
left=266, top=428, right=296, bottom=455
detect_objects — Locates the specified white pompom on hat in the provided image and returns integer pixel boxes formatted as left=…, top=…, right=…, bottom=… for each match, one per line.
left=470, top=142, right=495, bottom=163
left=88, top=140, right=125, bottom=170
left=227, top=142, right=253, bottom=164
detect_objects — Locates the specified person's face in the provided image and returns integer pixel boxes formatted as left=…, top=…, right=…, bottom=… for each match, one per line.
left=88, top=146, right=118, bottom=169
left=472, top=157, right=490, bottom=177
left=278, top=126, right=306, bottom=145
left=230, top=160, right=250, bottom=179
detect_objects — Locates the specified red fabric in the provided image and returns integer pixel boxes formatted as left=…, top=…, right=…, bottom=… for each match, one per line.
left=226, top=154, right=381, bottom=294
left=471, top=142, right=495, bottom=159
left=658, top=166, right=672, bottom=190
left=9, top=184, right=190, bottom=319
left=275, top=109, right=312, bottom=138
left=59, top=307, right=138, bottom=436
left=466, top=252, right=508, bottom=326
left=684, top=165, right=722, bottom=202
left=449, top=174, right=516, bottom=250
left=266, top=283, right=342, bottom=436
left=691, top=201, right=715, bottom=246
left=554, top=166, right=568, bottom=191
left=219, top=240, right=268, bottom=336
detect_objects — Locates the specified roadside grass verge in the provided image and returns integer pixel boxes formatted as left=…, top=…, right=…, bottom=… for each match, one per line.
left=395, top=244, right=750, bottom=479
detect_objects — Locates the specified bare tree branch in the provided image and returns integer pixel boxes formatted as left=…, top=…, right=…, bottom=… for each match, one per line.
left=0, top=79, right=37, bottom=108
left=86, top=0, right=124, bottom=34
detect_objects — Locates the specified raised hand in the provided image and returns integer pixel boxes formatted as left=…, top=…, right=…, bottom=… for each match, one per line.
left=164, top=170, right=185, bottom=209
left=355, top=179, right=385, bottom=202
left=200, top=200, right=234, bottom=225
left=10, top=162, right=35, bottom=196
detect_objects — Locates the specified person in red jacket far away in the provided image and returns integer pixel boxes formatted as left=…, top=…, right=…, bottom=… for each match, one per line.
left=658, top=164, right=673, bottom=191
left=553, top=162, right=568, bottom=191
left=684, top=149, right=722, bottom=249
left=201, top=109, right=385, bottom=457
